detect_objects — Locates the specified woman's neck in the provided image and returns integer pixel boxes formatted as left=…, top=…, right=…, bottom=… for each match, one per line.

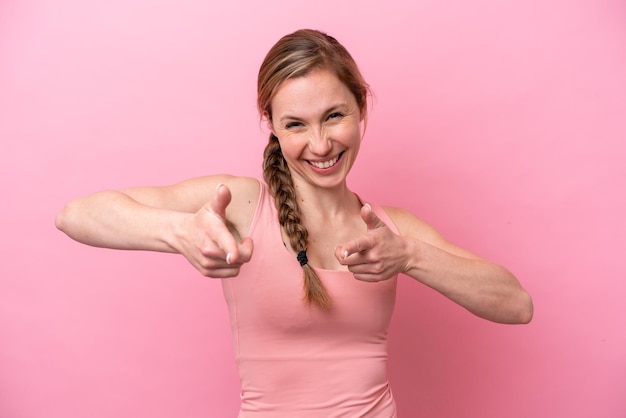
left=293, top=181, right=362, bottom=223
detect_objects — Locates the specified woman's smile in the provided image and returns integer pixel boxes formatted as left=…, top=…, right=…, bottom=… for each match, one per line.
left=307, top=152, right=344, bottom=170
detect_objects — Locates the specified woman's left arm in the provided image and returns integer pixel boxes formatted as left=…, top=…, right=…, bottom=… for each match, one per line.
left=336, top=205, right=533, bottom=324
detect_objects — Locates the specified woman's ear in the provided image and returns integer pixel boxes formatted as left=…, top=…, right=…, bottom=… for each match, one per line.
left=359, top=110, right=367, bottom=140
left=261, top=111, right=275, bottom=135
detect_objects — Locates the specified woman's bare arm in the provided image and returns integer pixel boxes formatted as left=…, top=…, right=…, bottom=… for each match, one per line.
left=336, top=204, right=533, bottom=324
left=55, top=175, right=259, bottom=277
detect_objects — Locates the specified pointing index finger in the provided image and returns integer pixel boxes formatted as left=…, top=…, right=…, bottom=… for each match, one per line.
left=341, top=234, right=375, bottom=258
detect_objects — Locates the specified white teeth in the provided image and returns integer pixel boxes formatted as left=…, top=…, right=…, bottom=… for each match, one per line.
left=309, top=155, right=339, bottom=169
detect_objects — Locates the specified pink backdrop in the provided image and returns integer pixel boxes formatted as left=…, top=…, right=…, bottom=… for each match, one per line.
left=1, top=1, right=625, bottom=417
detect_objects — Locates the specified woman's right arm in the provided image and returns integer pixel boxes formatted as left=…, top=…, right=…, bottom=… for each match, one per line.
left=55, top=175, right=258, bottom=277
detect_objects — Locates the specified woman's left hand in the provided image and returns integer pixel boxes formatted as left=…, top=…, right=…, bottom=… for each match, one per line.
left=335, top=204, right=409, bottom=282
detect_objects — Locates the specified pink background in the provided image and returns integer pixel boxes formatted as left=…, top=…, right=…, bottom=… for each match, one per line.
left=1, top=1, right=625, bottom=417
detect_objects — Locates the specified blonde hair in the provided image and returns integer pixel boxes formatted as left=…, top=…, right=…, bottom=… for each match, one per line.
left=258, top=29, right=369, bottom=309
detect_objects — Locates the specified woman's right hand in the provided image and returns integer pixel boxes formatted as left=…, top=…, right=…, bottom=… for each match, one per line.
left=175, top=184, right=254, bottom=278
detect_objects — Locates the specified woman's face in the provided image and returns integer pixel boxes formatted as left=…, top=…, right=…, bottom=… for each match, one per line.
left=269, top=69, right=363, bottom=191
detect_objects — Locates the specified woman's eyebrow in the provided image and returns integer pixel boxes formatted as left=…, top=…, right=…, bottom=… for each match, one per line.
left=278, top=104, right=349, bottom=124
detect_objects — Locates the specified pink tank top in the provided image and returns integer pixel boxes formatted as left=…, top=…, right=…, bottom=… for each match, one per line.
left=221, top=182, right=398, bottom=417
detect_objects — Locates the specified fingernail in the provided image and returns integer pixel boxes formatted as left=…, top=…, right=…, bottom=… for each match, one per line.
left=364, top=203, right=371, bottom=211
left=343, top=250, right=349, bottom=259
left=216, top=183, right=224, bottom=193
left=226, top=253, right=232, bottom=265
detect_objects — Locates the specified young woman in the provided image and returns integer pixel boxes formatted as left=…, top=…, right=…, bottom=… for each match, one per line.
left=56, top=29, right=533, bottom=417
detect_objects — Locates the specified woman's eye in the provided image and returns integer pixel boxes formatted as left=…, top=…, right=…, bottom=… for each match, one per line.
left=327, top=112, right=344, bottom=121
left=285, top=122, right=302, bottom=129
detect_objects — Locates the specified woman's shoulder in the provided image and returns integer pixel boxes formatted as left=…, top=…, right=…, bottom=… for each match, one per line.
left=144, top=174, right=259, bottom=211
left=381, top=205, right=484, bottom=259
left=221, top=175, right=262, bottom=200
left=165, top=174, right=262, bottom=237
left=380, top=205, right=442, bottom=243
left=203, top=176, right=261, bottom=234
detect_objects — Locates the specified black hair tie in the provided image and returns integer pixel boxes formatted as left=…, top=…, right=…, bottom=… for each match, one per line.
left=297, top=250, right=308, bottom=266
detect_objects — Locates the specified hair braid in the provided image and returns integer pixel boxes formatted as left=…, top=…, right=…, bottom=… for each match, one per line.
left=263, top=134, right=332, bottom=310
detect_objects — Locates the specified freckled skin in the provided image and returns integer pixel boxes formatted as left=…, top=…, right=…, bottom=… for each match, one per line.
left=270, top=69, right=363, bottom=191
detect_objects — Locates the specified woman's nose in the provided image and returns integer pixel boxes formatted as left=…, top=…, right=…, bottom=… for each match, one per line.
left=308, top=128, right=332, bottom=155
